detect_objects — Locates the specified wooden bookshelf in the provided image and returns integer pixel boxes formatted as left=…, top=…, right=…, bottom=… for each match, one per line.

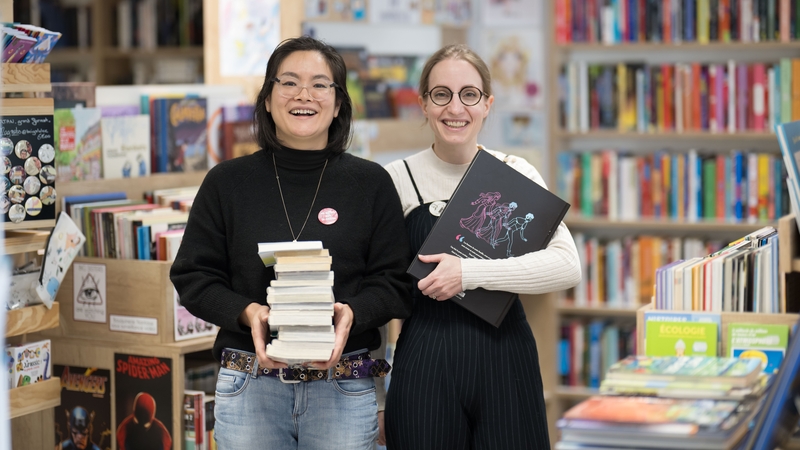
left=9, top=377, right=61, bottom=419
left=3, top=230, right=50, bottom=255
left=102, top=46, right=205, bottom=59
left=565, top=216, right=774, bottom=234
left=6, top=302, right=60, bottom=337
left=554, top=130, right=779, bottom=142
left=557, top=303, right=640, bottom=317
left=556, top=41, right=800, bottom=52
left=56, top=171, right=208, bottom=206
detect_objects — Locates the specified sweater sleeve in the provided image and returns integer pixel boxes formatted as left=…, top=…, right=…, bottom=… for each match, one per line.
left=169, top=169, right=254, bottom=335
left=335, top=167, right=413, bottom=335
left=460, top=154, right=582, bottom=295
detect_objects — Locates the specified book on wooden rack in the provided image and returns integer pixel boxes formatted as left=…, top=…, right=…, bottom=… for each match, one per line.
left=605, top=356, right=763, bottom=388
left=407, top=149, right=570, bottom=327
left=599, top=373, right=769, bottom=400
left=557, top=395, right=758, bottom=450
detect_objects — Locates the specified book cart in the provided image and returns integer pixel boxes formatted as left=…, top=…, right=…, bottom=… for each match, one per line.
left=1, top=61, right=63, bottom=448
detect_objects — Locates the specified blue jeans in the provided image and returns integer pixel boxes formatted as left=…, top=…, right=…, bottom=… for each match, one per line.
left=213, top=357, right=378, bottom=449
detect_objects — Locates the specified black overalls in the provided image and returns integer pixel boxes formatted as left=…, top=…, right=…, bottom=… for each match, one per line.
left=384, top=161, right=551, bottom=450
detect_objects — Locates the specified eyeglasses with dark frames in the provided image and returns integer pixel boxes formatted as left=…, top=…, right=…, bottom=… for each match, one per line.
left=423, top=85, right=487, bottom=107
left=272, top=77, right=339, bottom=101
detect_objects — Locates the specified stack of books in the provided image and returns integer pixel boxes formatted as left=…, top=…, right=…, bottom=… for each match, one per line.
left=556, top=355, right=766, bottom=450
left=258, top=241, right=335, bottom=366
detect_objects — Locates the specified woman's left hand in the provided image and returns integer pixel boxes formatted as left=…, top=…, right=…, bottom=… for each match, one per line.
left=417, top=253, right=463, bottom=301
left=309, top=302, right=353, bottom=370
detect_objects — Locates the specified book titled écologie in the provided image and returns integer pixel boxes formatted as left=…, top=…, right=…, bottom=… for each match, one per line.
left=407, top=149, right=570, bottom=327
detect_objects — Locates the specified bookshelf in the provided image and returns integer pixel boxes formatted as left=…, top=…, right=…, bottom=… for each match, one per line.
left=543, top=3, right=800, bottom=446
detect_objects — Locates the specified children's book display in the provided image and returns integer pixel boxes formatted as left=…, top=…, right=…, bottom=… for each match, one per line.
left=259, top=241, right=335, bottom=365
left=54, top=107, right=102, bottom=182
left=100, top=115, right=151, bottom=179
left=407, top=149, right=570, bottom=327
left=5, top=339, right=51, bottom=389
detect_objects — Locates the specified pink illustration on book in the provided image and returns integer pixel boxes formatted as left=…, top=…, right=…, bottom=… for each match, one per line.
left=459, top=191, right=501, bottom=233
left=475, top=201, right=517, bottom=248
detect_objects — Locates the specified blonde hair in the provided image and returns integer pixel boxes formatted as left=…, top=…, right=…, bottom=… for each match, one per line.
left=418, top=44, right=492, bottom=97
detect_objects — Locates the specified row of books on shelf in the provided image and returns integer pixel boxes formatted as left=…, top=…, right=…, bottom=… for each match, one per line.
left=558, top=149, right=788, bottom=223
left=1, top=22, right=60, bottom=63
left=62, top=186, right=195, bottom=260
left=571, top=233, right=726, bottom=307
left=53, top=97, right=256, bottom=182
left=557, top=327, right=800, bottom=450
left=183, top=389, right=215, bottom=450
left=558, top=319, right=637, bottom=388
left=654, top=226, right=781, bottom=313
left=259, top=241, right=337, bottom=365
left=115, top=0, right=203, bottom=50
left=559, top=60, right=799, bottom=134
left=556, top=0, right=800, bottom=45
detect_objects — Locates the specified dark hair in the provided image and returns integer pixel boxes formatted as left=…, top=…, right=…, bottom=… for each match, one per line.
left=253, top=35, right=353, bottom=154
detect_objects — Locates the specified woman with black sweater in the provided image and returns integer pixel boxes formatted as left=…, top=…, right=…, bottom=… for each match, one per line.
left=169, top=36, right=412, bottom=450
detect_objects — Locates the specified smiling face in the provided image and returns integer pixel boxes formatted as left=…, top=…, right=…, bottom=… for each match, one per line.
left=266, top=51, right=341, bottom=150
left=420, top=58, right=493, bottom=155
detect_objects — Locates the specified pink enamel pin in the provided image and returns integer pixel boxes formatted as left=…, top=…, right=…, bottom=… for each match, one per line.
left=318, top=207, right=338, bottom=225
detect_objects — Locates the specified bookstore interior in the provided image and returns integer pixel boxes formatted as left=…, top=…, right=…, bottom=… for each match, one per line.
left=3, top=0, right=800, bottom=449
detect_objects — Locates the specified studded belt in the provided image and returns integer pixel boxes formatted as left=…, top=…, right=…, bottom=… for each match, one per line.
left=220, top=348, right=391, bottom=383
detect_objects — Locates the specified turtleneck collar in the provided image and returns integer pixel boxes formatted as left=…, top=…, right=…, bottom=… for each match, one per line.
left=272, top=145, right=333, bottom=171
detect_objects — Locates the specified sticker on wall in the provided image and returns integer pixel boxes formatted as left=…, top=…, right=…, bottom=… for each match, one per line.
left=73, top=262, right=107, bottom=324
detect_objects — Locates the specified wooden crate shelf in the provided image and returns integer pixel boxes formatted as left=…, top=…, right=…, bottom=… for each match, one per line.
left=3, top=230, right=50, bottom=255
left=6, top=302, right=60, bottom=338
left=9, top=377, right=61, bottom=419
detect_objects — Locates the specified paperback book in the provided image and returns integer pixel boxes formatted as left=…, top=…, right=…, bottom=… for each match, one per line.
left=606, top=356, right=763, bottom=387
left=407, top=149, right=570, bottom=327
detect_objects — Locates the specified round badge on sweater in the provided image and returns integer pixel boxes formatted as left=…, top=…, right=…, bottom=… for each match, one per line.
left=318, top=207, right=338, bottom=225
left=429, top=201, right=446, bottom=217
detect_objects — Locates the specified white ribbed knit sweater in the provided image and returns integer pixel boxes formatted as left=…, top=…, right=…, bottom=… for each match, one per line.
left=384, top=146, right=582, bottom=295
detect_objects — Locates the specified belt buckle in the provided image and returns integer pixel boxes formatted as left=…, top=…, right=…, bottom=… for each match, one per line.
left=278, top=368, right=300, bottom=384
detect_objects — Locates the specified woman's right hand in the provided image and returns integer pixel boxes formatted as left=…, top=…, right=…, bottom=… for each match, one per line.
left=240, top=303, right=288, bottom=370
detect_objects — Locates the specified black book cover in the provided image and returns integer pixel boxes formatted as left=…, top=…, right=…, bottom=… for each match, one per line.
left=407, top=150, right=571, bottom=327
left=114, top=353, right=173, bottom=450
left=54, top=365, right=112, bottom=450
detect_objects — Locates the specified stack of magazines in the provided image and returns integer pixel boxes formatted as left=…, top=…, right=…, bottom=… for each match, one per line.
left=556, top=356, right=766, bottom=450
left=258, top=241, right=335, bottom=365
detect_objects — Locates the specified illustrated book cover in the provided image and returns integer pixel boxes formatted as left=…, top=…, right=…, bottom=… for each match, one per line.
left=54, top=107, right=102, bottom=182
left=101, top=115, right=151, bottom=179
left=153, top=97, right=208, bottom=173
left=53, top=365, right=112, bottom=450
left=407, top=149, right=570, bottom=327
left=114, top=353, right=173, bottom=450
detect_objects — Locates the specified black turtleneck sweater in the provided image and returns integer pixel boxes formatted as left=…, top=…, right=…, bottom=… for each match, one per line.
left=169, top=147, right=413, bottom=360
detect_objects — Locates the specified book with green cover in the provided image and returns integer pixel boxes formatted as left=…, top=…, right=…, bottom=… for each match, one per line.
left=728, top=323, right=789, bottom=374
left=645, top=320, right=718, bottom=357
left=606, top=356, right=763, bottom=387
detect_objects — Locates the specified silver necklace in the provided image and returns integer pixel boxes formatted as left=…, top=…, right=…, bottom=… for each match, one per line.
left=272, top=152, right=328, bottom=242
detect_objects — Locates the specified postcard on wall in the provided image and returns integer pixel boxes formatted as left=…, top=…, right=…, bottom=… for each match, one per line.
left=73, top=262, right=106, bottom=323
left=114, top=354, right=173, bottom=450
left=218, top=0, right=280, bottom=77
left=482, top=0, right=540, bottom=27
left=53, top=365, right=112, bottom=450
left=174, top=288, right=217, bottom=341
left=481, top=29, right=545, bottom=110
